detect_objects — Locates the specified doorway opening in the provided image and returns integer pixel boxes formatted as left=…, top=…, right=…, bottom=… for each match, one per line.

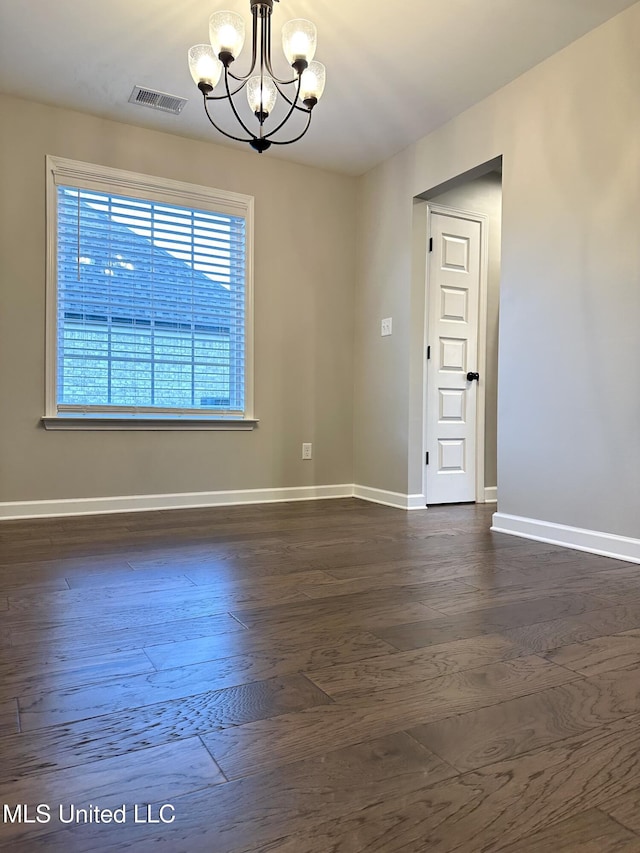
left=420, top=159, right=502, bottom=506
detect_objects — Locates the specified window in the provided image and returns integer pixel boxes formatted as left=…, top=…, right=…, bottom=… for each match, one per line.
left=44, top=157, right=255, bottom=429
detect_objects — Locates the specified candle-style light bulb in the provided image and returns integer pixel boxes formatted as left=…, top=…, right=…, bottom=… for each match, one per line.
left=247, top=76, right=277, bottom=119
left=282, top=19, right=317, bottom=69
left=188, top=45, right=222, bottom=90
left=299, top=61, right=326, bottom=106
left=209, top=11, right=245, bottom=61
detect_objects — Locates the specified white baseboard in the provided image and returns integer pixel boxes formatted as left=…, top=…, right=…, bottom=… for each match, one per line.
left=484, top=486, right=498, bottom=503
left=353, top=485, right=427, bottom=511
left=0, top=483, right=431, bottom=521
left=0, top=484, right=354, bottom=521
left=491, top=512, right=640, bottom=565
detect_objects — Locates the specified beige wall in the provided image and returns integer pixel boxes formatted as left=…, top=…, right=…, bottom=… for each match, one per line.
left=427, top=172, right=502, bottom=490
left=355, top=3, right=640, bottom=535
left=0, top=95, right=357, bottom=502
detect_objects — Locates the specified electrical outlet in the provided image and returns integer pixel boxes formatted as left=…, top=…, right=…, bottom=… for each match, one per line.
left=302, top=443, right=312, bottom=460
left=381, top=317, right=392, bottom=336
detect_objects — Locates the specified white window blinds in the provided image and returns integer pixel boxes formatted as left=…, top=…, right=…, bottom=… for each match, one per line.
left=56, top=186, right=247, bottom=416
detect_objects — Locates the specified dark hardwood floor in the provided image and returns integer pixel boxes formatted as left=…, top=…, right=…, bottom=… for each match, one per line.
left=1, top=498, right=640, bottom=851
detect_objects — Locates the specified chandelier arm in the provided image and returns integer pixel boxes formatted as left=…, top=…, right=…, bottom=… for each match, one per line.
left=272, top=79, right=311, bottom=113
left=227, top=11, right=259, bottom=81
left=263, top=14, right=299, bottom=85
left=268, top=110, right=313, bottom=146
left=202, top=95, right=254, bottom=144
left=205, top=80, right=248, bottom=100
left=263, top=75, right=307, bottom=139
left=222, top=65, right=259, bottom=139
left=266, top=68, right=300, bottom=86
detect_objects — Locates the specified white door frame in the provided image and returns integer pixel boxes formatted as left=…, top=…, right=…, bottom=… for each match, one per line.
left=423, top=203, right=490, bottom=504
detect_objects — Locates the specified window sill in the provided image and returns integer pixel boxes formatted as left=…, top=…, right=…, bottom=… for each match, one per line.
left=41, top=416, right=259, bottom=431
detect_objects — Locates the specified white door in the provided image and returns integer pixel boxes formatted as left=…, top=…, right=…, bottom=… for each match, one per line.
left=425, top=211, right=482, bottom=504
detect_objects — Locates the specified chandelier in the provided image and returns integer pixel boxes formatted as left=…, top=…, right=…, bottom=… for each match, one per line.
left=188, top=0, right=326, bottom=153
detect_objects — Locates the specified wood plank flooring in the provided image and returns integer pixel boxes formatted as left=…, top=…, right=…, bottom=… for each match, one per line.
left=1, top=499, right=640, bottom=851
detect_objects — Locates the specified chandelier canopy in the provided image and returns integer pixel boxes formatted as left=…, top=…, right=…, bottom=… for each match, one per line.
left=188, top=0, right=326, bottom=153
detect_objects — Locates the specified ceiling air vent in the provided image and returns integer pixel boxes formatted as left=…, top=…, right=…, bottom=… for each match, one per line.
left=129, top=86, right=187, bottom=115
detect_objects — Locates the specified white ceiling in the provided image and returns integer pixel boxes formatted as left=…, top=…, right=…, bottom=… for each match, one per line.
left=0, top=0, right=636, bottom=175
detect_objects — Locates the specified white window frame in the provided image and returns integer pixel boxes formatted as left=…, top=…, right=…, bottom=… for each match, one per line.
left=43, top=156, right=256, bottom=430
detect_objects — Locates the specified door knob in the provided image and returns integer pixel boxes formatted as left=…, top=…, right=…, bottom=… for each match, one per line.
left=466, top=372, right=479, bottom=382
